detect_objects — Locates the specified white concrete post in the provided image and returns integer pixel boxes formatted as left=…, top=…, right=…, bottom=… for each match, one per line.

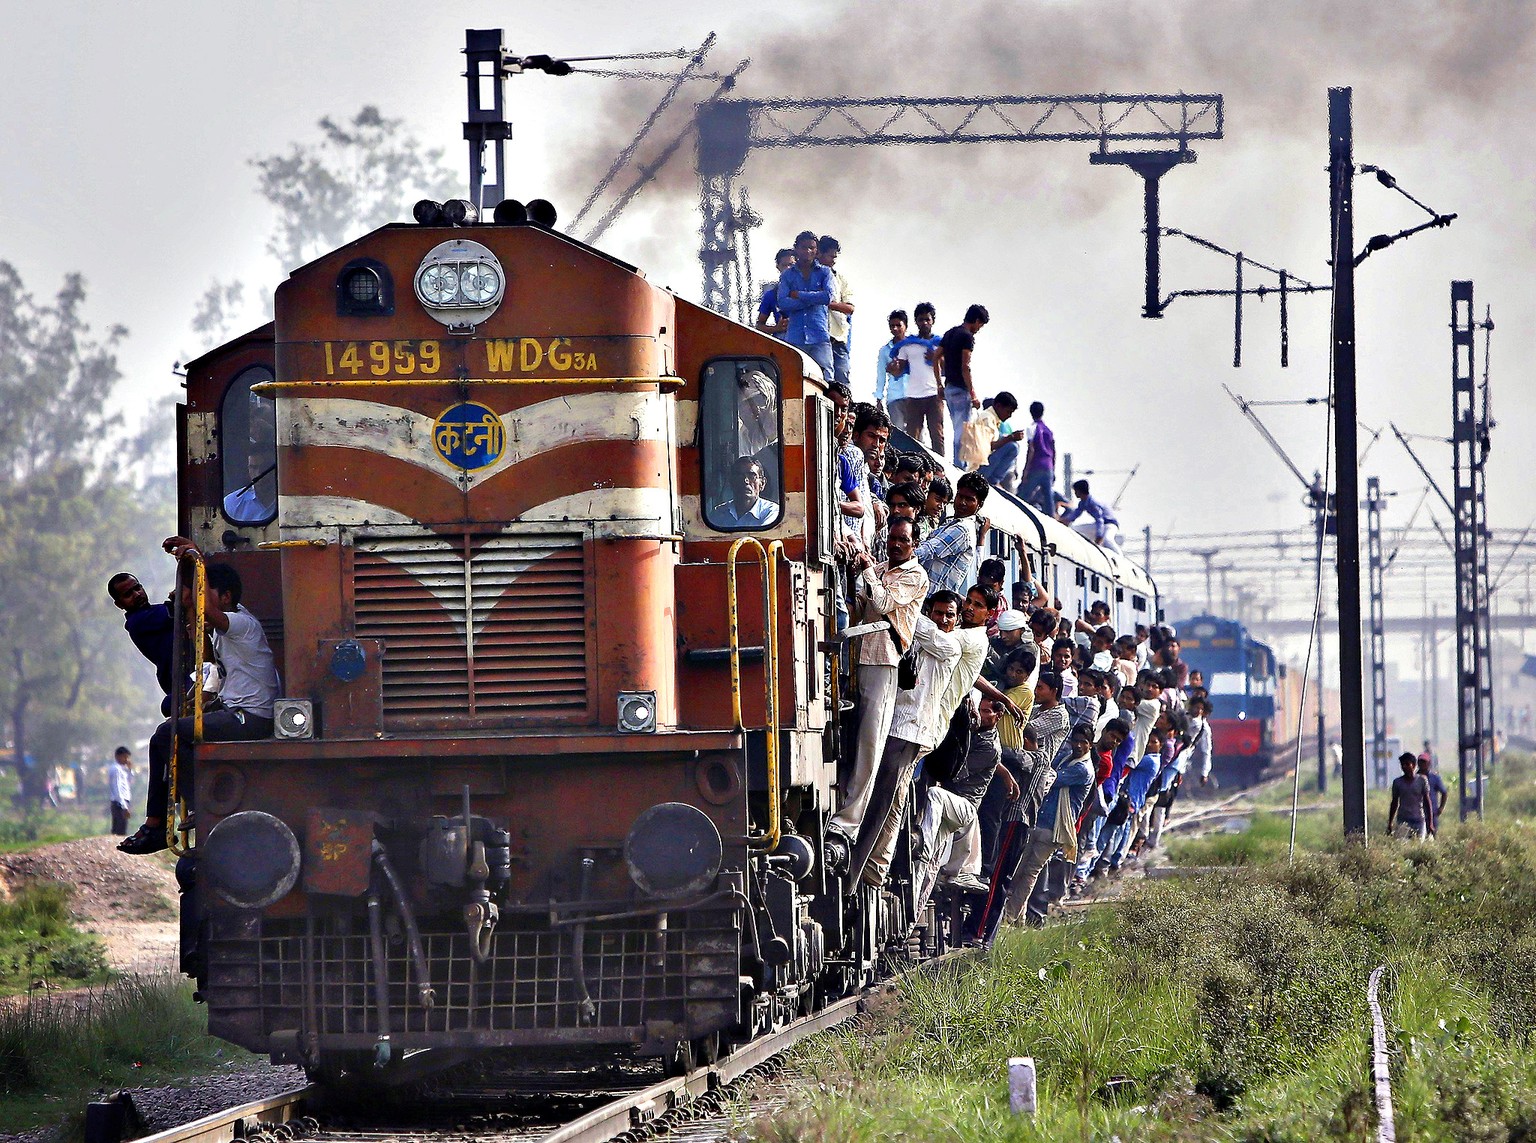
left=1008, top=1056, right=1037, bottom=1116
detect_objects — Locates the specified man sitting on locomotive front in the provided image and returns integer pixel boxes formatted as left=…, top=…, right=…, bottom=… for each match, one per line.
left=119, top=538, right=280, bottom=855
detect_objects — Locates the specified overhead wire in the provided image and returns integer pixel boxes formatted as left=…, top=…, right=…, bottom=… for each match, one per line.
left=569, top=33, right=717, bottom=233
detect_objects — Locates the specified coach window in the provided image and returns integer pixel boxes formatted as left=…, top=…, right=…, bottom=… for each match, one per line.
left=221, top=364, right=278, bottom=526
left=701, top=358, right=782, bottom=531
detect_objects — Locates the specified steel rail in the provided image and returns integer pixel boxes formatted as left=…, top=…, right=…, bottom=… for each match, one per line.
left=544, top=949, right=970, bottom=1142
left=127, top=1084, right=317, bottom=1143
left=124, top=952, right=969, bottom=1143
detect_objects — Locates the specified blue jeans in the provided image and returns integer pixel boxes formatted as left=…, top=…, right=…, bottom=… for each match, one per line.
left=1020, top=468, right=1054, bottom=514
left=945, top=389, right=972, bottom=466
left=830, top=339, right=851, bottom=388
left=979, top=440, right=1019, bottom=486
left=794, top=340, right=835, bottom=383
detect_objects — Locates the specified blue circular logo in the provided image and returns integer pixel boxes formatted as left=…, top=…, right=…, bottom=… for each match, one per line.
left=433, top=402, right=505, bottom=470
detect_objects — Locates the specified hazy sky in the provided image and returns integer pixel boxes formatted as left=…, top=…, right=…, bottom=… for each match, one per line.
left=3, top=0, right=1532, bottom=639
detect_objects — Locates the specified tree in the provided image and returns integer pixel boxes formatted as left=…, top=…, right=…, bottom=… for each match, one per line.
left=0, top=263, right=169, bottom=804
left=252, top=105, right=462, bottom=269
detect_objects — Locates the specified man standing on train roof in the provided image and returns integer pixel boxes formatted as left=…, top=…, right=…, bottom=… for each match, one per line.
left=1020, top=401, right=1056, bottom=515
left=754, top=248, right=794, bottom=337
left=915, top=472, right=990, bottom=598
left=818, top=236, right=856, bottom=388
left=1060, top=479, right=1123, bottom=555
left=939, top=304, right=989, bottom=468
left=890, top=302, right=943, bottom=452
left=119, top=538, right=280, bottom=855
left=831, top=517, right=929, bottom=844
left=875, top=310, right=910, bottom=421
left=713, top=456, right=778, bottom=527
left=777, top=230, right=836, bottom=382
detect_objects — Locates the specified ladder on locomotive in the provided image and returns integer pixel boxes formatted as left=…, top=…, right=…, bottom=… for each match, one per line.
left=725, top=538, right=784, bottom=850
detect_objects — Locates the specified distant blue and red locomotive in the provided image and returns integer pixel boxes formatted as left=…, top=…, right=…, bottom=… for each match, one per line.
left=1174, top=615, right=1286, bottom=785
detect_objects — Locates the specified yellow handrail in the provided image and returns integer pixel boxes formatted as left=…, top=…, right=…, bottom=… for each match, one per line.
left=725, top=537, right=783, bottom=851
left=167, top=554, right=207, bottom=855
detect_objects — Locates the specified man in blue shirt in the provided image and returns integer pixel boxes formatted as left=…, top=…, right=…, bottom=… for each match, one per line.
left=777, top=230, right=836, bottom=382
left=875, top=310, right=909, bottom=416
left=1060, top=478, right=1122, bottom=554
left=754, top=248, right=794, bottom=337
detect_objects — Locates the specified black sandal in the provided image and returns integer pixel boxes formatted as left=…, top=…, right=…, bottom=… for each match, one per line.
left=118, top=823, right=169, bottom=855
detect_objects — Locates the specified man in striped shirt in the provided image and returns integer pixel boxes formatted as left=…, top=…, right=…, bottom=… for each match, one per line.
left=914, top=471, right=989, bottom=597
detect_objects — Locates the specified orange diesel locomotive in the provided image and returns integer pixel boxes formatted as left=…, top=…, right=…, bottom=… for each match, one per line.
left=174, top=201, right=1158, bottom=1082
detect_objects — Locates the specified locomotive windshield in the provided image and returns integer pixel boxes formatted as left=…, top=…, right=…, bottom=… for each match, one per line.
left=700, top=357, right=783, bottom=531
left=220, top=364, right=277, bottom=525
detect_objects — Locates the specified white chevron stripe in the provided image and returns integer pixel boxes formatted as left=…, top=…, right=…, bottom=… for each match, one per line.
left=278, top=391, right=670, bottom=490
left=278, top=488, right=676, bottom=540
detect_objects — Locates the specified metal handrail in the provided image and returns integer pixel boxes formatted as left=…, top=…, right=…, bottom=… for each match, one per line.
left=725, top=537, right=782, bottom=850
left=167, top=553, right=207, bottom=855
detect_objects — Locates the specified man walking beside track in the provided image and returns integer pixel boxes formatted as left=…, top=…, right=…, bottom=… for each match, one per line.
left=1388, top=751, right=1435, bottom=840
left=108, top=747, right=133, bottom=836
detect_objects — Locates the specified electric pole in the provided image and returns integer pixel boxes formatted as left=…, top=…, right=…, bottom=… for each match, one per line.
left=1330, top=87, right=1368, bottom=837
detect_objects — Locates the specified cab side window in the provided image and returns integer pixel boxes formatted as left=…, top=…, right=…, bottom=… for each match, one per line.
left=701, top=358, right=782, bottom=532
left=221, top=364, right=277, bottom=526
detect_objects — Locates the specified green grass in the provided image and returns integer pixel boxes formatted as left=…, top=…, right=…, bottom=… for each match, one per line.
left=749, top=753, right=1536, bottom=1141
left=0, top=975, right=264, bottom=1135
left=0, top=883, right=109, bottom=995
left=0, top=807, right=107, bottom=853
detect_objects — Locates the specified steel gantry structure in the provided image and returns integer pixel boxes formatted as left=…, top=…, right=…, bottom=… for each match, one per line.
left=1451, top=280, right=1494, bottom=819
left=693, top=93, right=1225, bottom=323
left=1365, top=476, right=1389, bottom=787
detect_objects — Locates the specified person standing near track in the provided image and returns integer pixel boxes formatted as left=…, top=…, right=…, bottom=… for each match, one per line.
left=1387, top=752, right=1434, bottom=840
left=108, top=747, right=134, bottom=836
left=1416, top=752, right=1448, bottom=837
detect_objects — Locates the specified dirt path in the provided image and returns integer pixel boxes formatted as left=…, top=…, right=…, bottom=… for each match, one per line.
left=0, top=835, right=181, bottom=976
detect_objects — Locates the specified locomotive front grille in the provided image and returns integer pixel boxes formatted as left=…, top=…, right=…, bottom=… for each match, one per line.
left=353, top=533, right=588, bottom=722
left=204, top=914, right=740, bottom=1049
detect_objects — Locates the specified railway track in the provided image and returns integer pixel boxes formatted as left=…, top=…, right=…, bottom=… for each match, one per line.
left=122, top=954, right=967, bottom=1143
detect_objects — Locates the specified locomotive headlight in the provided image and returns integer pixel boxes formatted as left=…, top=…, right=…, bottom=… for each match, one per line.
left=418, top=263, right=460, bottom=305
left=458, top=263, right=501, bottom=304
left=414, top=239, right=506, bottom=328
left=624, top=803, right=723, bottom=898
